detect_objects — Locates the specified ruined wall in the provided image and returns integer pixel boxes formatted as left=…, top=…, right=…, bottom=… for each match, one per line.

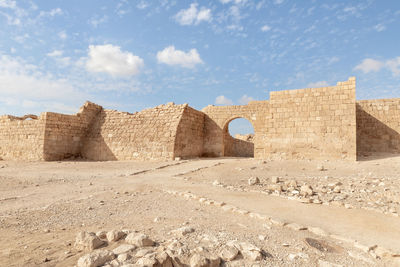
left=356, top=99, right=400, bottom=155
left=43, top=102, right=102, bottom=160
left=268, top=77, right=357, bottom=160
left=82, top=103, right=202, bottom=161
left=201, top=101, right=269, bottom=158
left=223, top=134, right=254, bottom=157
left=0, top=115, right=46, bottom=160
left=174, top=106, right=205, bottom=158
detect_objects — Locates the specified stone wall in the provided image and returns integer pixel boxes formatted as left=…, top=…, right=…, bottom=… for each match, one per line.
left=82, top=103, right=204, bottom=161
left=43, top=102, right=102, bottom=160
left=174, top=106, right=205, bottom=159
left=201, top=101, right=269, bottom=158
left=2, top=76, right=399, bottom=162
left=356, top=99, right=400, bottom=156
left=0, top=114, right=46, bottom=160
left=224, top=134, right=254, bottom=157
left=267, top=77, right=357, bottom=160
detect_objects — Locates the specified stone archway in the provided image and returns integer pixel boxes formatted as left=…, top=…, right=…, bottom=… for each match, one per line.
left=222, top=116, right=255, bottom=157
left=201, top=102, right=268, bottom=158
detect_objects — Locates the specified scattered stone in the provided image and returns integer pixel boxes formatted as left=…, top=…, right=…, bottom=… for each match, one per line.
left=112, top=244, right=136, bottom=255
left=317, top=165, right=325, bottom=171
left=267, top=184, right=282, bottom=192
left=333, top=186, right=341, bottom=193
left=136, top=256, right=158, bottom=266
left=300, top=185, right=313, bottom=196
left=219, top=245, right=239, bottom=261
left=248, top=177, right=260, bottom=185
left=172, top=226, right=195, bottom=236
left=77, top=250, right=115, bottom=267
left=125, top=233, right=154, bottom=247
left=271, top=176, right=280, bottom=183
left=106, top=230, right=126, bottom=242
left=75, top=231, right=104, bottom=251
left=135, top=247, right=156, bottom=258
left=237, top=242, right=262, bottom=261
left=189, top=254, right=209, bottom=267
left=155, top=251, right=173, bottom=267
left=117, top=253, right=131, bottom=262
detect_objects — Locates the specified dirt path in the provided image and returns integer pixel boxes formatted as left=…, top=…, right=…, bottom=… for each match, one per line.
left=122, top=158, right=400, bottom=253
left=1, top=157, right=399, bottom=266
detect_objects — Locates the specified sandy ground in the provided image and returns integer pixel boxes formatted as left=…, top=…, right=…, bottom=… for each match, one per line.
left=1, top=156, right=400, bottom=266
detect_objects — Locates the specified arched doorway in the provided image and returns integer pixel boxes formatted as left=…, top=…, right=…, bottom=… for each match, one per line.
left=223, top=117, right=255, bottom=157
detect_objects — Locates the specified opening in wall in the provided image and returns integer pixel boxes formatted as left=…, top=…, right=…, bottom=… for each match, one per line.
left=223, top=118, right=255, bottom=157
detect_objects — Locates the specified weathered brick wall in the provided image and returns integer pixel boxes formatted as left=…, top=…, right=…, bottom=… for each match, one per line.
left=201, top=101, right=269, bottom=158
left=3, top=76, right=396, bottom=162
left=174, top=106, right=205, bottom=158
left=81, top=103, right=194, bottom=161
left=0, top=114, right=46, bottom=160
left=268, top=77, right=356, bottom=160
left=356, top=99, right=400, bottom=155
left=43, top=102, right=102, bottom=160
left=224, top=134, right=254, bottom=157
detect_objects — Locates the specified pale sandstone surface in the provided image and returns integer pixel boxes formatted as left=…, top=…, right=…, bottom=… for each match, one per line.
left=2, top=77, right=400, bottom=163
left=1, top=157, right=400, bottom=266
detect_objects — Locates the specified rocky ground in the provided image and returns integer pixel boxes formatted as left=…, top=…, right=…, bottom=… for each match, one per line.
left=0, top=155, right=400, bottom=266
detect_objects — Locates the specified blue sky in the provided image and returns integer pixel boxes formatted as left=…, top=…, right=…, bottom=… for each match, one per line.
left=0, top=0, right=400, bottom=134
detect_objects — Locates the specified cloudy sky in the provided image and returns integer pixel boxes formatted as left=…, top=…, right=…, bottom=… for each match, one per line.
left=0, top=0, right=400, bottom=133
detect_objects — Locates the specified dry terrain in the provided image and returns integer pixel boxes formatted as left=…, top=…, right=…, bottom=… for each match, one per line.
left=1, top=155, right=400, bottom=266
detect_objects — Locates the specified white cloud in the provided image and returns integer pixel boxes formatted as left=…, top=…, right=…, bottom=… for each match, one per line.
left=89, top=15, right=108, bottom=27
left=354, top=58, right=385, bottom=73
left=274, top=0, right=284, bottom=5
left=219, top=0, right=246, bottom=4
left=136, top=1, right=148, bottom=10
left=0, top=54, right=86, bottom=104
left=374, top=23, right=386, bottom=32
left=238, top=94, right=254, bottom=105
left=354, top=57, right=400, bottom=76
left=386, top=57, right=400, bottom=76
left=86, top=44, right=144, bottom=77
left=307, top=81, right=329, bottom=88
left=0, top=0, right=16, bottom=9
left=174, top=3, right=212, bottom=25
left=47, top=50, right=63, bottom=57
left=38, top=8, right=63, bottom=18
left=58, top=30, right=67, bottom=40
left=328, top=56, right=339, bottom=65
left=215, top=95, right=233, bottom=105
left=157, top=46, right=203, bottom=68
left=261, top=25, right=271, bottom=32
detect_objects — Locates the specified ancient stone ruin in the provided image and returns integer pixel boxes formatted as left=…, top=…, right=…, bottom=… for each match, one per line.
left=0, top=77, right=399, bottom=161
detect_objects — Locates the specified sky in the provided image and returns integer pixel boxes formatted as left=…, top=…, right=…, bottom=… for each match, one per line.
left=0, top=0, right=400, bottom=135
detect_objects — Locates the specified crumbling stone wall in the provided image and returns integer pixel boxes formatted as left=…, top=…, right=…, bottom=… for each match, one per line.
left=201, top=101, right=268, bottom=158
left=82, top=103, right=204, bottom=161
left=224, top=134, right=254, bottom=157
left=356, top=99, right=400, bottom=156
left=174, top=106, right=205, bottom=159
left=1, top=77, right=399, bottom=162
left=43, top=102, right=102, bottom=160
left=267, top=77, right=357, bottom=160
left=0, top=114, right=46, bottom=160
